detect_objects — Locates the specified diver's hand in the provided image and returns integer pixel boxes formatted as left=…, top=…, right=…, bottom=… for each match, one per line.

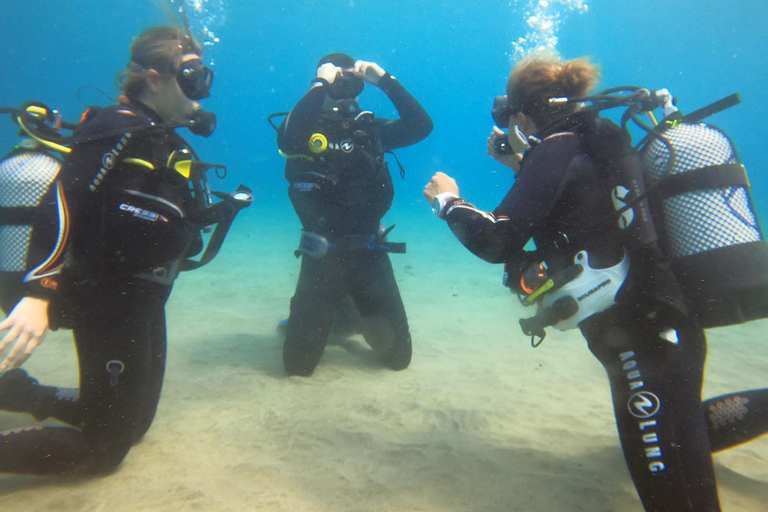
left=317, top=62, right=341, bottom=84
left=487, top=126, right=523, bottom=172
left=423, top=172, right=459, bottom=204
left=0, top=297, right=50, bottom=370
left=354, top=60, right=386, bottom=85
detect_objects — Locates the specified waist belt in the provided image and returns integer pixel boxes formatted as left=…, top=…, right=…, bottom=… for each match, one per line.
left=296, top=231, right=406, bottom=259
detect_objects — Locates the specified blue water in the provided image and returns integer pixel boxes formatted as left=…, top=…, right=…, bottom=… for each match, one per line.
left=3, top=0, right=767, bottom=218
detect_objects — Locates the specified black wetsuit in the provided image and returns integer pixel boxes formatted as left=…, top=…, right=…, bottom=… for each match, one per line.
left=0, top=272, right=24, bottom=315
left=0, top=101, right=201, bottom=476
left=277, top=74, right=432, bottom=376
left=441, top=116, right=768, bottom=512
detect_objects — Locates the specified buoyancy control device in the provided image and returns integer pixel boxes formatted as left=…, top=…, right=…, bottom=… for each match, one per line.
left=509, top=87, right=768, bottom=342
left=0, top=100, right=251, bottom=282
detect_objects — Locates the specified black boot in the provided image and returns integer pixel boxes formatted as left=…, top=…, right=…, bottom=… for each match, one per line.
left=0, top=369, right=51, bottom=420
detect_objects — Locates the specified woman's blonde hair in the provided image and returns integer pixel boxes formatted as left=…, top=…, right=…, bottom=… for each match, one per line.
left=507, top=54, right=601, bottom=128
left=116, top=26, right=203, bottom=101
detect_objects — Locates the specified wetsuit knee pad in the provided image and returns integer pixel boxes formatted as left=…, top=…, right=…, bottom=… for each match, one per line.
left=282, top=341, right=323, bottom=377
left=381, top=335, right=412, bottom=371
left=84, top=439, right=133, bottom=475
left=283, top=352, right=318, bottom=377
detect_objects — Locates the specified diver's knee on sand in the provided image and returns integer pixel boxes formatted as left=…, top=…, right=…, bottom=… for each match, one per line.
left=362, top=316, right=412, bottom=370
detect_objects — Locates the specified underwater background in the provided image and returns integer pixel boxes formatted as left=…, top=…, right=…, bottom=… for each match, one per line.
left=2, top=1, right=768, bottom=511
left=2, top=0, right=767, bottom=220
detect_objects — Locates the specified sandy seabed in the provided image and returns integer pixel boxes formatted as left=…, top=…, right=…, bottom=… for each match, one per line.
left=2, top=213, right=768, bottom=512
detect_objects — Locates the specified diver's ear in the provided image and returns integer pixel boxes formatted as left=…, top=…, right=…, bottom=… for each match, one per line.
left=518, top=113, right=539, bottom=136
left=144, top=70, right=164, bottom=94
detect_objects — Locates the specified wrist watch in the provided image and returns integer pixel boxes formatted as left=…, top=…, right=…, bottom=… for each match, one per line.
left=432, top=192, right=459, bottom=218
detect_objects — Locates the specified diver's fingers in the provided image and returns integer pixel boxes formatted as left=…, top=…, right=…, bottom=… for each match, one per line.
left=487, top=127, right=501, bottom=145
left=487, top=127, right=510, bottom=156
left=0, top=324, right=22, bottom=354
left=4, top=329, right=32, bottom=367
left=317, top=63, right=341, bottom=82
left=13, top=336, right=43, bottom=369
left=353, top=60, right=372, bottom=74
left=353, top=60, right=385, bottom=84
left=487, top=126, right=504, bottom=143
left=0, top=315, right=12, bottom=332
left=0, top=328, right=27, bottom=371
left=423, top=179, right=438, bottom=201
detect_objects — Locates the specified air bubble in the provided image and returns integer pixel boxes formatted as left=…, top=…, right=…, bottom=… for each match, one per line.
left=509, top=0, right=589, bottom=61
left=168, top=0, right=226, bottom=56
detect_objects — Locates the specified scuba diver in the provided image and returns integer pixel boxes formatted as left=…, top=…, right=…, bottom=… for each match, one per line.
left=275, top=53, right=432, bottom=376
left=0, top=25, right=250, bottom=476
left=424, top=54, right=768, bottom=511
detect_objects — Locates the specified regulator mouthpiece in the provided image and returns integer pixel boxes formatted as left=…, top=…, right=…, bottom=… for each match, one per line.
left=189, top=108, right=217, bottom=137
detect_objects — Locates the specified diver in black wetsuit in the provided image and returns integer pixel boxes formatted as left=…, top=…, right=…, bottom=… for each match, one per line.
left=424, top=55, right=768, bottom=512
left=277, top=53, right=432, bottom=376
left=0, top=26, right=225, bottom=476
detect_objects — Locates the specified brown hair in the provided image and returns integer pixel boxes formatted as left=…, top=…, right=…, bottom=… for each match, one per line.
left=115, top=26, right=203, bottom=101
left=506, top=54, right=601, bottom=128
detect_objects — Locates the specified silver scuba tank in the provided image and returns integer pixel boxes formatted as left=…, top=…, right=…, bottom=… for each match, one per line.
left=0, top=147, right=61, bottom=272
left=641, top=123, right=768, bottom=327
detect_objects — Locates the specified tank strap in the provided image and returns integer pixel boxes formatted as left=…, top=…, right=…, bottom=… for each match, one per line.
left=0, top=206, right=36, bottom=225
left=657, top=163, right=748, bottom=199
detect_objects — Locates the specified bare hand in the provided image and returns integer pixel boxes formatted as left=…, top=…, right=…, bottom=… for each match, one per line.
left=486, top=126, right=523, bottom=172
left=423, top=172, right=459, bottom=203
left=317, top=62, right=341, bottom=84
left=353, top=60, right=386, bottom=85
left=0, top=297, right=50, bottom=370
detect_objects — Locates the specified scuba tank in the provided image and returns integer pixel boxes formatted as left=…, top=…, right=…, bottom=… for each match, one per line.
left=0, top=102, right=71, bottom=311
left=0, top=103, right=70, bottom=274
left=0, top=148, right=61, bottom=273
left=640, top=117, right=768, bottom=328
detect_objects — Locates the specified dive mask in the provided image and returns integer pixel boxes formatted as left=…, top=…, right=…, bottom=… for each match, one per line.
left=492, top=95, right=519, bottom=127
left=327, top=69, right=365, bottom=101
left=177, top=60, right=214, bottom=101
left=491, top=95, right=532, bottom=155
